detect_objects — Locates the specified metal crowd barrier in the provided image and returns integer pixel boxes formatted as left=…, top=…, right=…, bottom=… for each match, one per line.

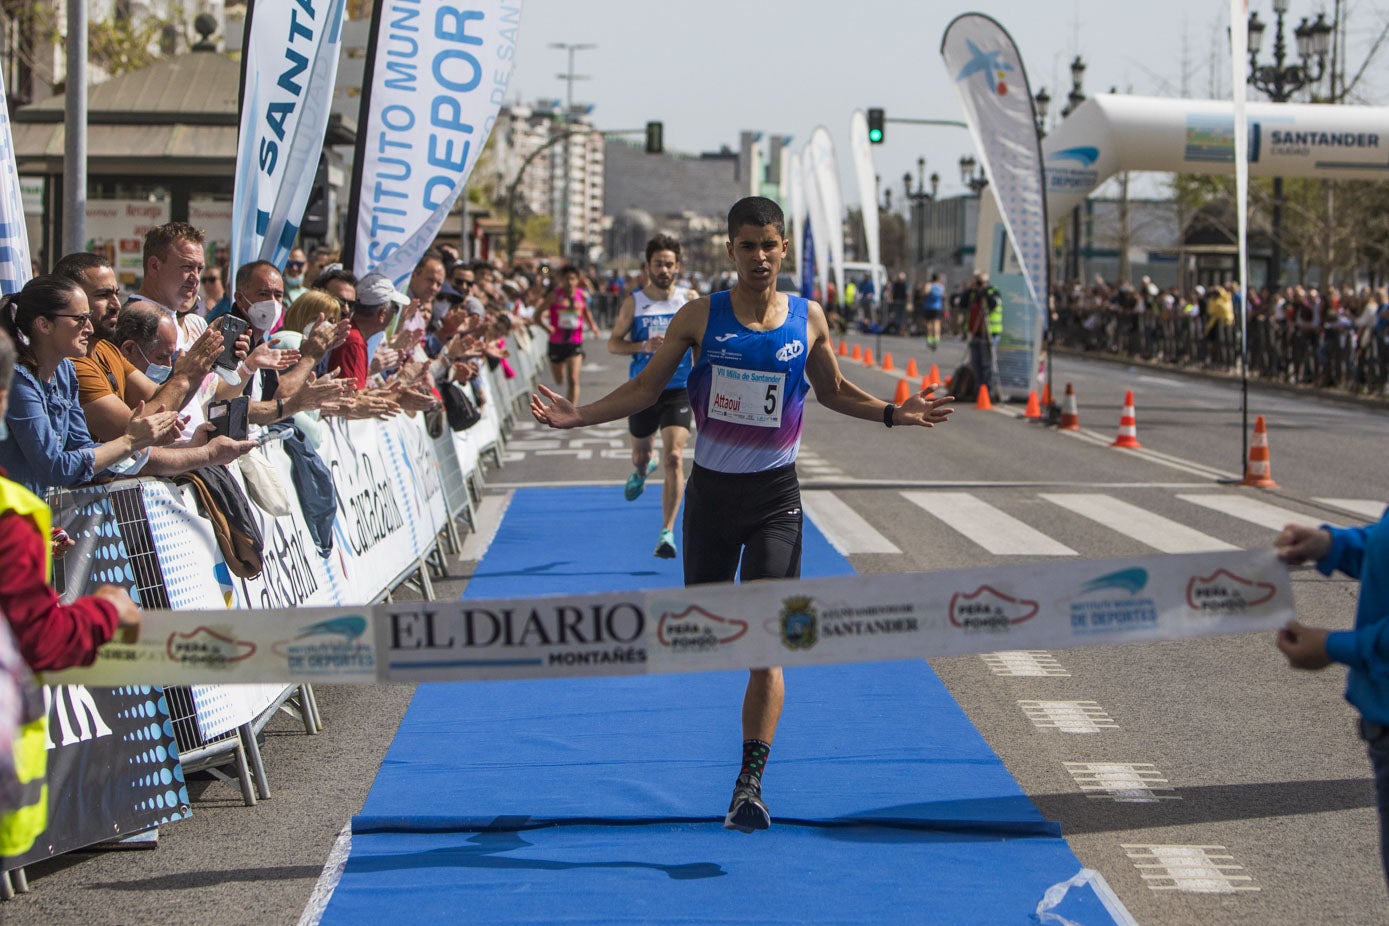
left=1052, top=307, right=1389, bottom=397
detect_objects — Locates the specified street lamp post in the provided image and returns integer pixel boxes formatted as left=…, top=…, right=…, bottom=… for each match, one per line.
left=904, top=157, right=938, bottom=268
left=1060, top=55, right=1087, bottom=284
left=1246, top=1, right=1334, bottom=289
left=549, top=42, right=597, bottom=262
left=958, top=155, right=988, bottom=196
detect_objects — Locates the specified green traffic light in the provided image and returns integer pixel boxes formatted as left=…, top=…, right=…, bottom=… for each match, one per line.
left=868, top=128, right=883, bottom=143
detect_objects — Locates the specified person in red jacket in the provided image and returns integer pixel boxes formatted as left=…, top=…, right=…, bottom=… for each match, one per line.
left=0, top=328, right=140, bottom=672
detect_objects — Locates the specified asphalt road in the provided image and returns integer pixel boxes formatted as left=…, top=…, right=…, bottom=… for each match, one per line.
left=8, top=328, right=1389, bottom=925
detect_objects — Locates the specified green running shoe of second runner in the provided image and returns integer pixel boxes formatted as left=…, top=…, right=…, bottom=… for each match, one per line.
left=654, top=528, right=677, bottom=559
left=627, top=458, right=658, bottom=499
left=624, top=459, right=660, bottom=501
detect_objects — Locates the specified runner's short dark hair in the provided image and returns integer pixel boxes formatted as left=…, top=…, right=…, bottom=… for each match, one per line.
left=727, top=196, right=785, bottom=239
left=645, top=234, right=681, bottom=264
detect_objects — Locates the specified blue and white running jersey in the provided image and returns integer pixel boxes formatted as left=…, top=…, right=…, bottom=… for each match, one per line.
left=686, top=291, right=812, bottom=474
left=628, top=288, right=693, bottom=389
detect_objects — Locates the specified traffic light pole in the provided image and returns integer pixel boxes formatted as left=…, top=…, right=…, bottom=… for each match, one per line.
left=885, top=118, right=969, bottom=128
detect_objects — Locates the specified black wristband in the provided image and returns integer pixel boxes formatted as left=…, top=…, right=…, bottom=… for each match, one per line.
left=883, top=403, right=896, bottom=428
left=276, top=397, right=284, bottom=419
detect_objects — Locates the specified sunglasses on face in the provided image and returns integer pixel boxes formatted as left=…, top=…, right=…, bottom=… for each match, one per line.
left=286, top=261, right=306, bottom=270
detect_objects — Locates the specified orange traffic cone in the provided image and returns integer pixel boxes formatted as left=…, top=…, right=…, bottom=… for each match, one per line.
left=1111, top=390, right=1142, bottom=448
left=926, top=363, right=941, bottom=387
left=1058, top=383, right=1080, bottom=430
left=893, top=378, right=911, bottom=404
left=864, top=348, right=875, bottom=367
left=882, top=352, right=895, bottom=372
left=1242, top=415, right=1279, bottom=488
left=1023, top=391, right=1042, bottom=419
left=905, top=358, right=919, bottom=378
left=852, top=343, right=862, bottom=361
left=1041, top=382, right=1053, bottom=407
left=976, top=384, right=995, bottom=410
left=838, top=340, right=848, bottom=357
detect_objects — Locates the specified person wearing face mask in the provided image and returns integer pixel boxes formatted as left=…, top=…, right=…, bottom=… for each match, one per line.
left=283, top=247, right=309, bottom=307
left=226, top=261, right=353, bottom=428
left=55, top=252, right=226, bottom=443
left=112, top=304, right=258, bottom=472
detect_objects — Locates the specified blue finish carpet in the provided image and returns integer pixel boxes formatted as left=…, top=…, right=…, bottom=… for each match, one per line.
left=320, top=487, right=1124, bottom=924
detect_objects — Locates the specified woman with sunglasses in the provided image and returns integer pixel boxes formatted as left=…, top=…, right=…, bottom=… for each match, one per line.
left=0, top=275, right=183, bottom=495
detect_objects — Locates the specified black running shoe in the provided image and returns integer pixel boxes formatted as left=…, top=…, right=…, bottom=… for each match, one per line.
left=723, top=776, right=771, bottom=833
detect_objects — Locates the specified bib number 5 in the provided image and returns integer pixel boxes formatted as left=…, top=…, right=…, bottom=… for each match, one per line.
left=764, top=383, right=779, bottom=415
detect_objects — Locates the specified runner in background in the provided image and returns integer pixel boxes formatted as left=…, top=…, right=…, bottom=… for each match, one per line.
left=608, top=234, right=698, bottom=559
left=922, top=272, right=946, bottom=351
left=539, top=265, right=601, bottom=406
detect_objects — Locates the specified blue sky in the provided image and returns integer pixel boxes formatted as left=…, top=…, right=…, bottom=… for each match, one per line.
left=506, top=0, right=1387, bottom=206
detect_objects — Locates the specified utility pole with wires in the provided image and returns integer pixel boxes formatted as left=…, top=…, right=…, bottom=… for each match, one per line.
left=549, top=42, right=596, bottom=262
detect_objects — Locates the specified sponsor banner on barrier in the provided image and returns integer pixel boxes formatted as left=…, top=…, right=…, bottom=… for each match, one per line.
left=48, top=550, right=1293, bottom=687
left=5, top=685, right=189, bottom=872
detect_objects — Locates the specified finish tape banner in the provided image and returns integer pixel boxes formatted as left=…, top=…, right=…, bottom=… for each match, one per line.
left=48, top=549, right=1294, bottom=687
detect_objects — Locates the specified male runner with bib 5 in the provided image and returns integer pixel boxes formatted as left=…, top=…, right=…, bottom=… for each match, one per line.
left=532, top=197, right=954, bottom=833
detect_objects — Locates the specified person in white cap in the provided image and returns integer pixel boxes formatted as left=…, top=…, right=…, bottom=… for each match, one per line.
left=329, top=272, right=409, bottom=389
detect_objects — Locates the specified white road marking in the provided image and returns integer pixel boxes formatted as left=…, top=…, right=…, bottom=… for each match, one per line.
left=802, top=491, right=901, bottom=555
left=1041, top=493, right=1238, bottom=553
left=297, top=822, right=352, bottom=926
left=1019, top=700, right=1118, bottom=734
left=1122, top=844, right=1259, bottom=893
left=459, top=491, right=513, bottom=562
left=980, top=651, right=1070, bottom=677
left=1065, top=762, right=1177, bottom=803
left=1315, top=498, right=1386, bottom=522
left=903, top=491, right=1077, bottom=556
left=1177, top=494, right=1310, bottom=532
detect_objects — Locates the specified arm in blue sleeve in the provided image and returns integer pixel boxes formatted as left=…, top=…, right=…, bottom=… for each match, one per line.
left=1318, top=523, right=1368, bottom=581
left=5, top=367, right=96, bottom=489
left=1326, top=622, right=1389, bottom=677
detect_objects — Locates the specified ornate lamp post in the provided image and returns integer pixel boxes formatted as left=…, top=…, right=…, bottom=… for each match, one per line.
left=1246, top=1, right=1334, bottom=288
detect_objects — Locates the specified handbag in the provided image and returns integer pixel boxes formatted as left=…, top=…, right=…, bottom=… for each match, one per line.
left=236, top=441, right=293, bottom=516
left=443, top=379, right=482, bottom=431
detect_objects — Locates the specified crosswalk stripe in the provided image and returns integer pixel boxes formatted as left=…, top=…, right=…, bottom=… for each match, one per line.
left=1314, top=498, right=1386, bottom=522
left=1176, top=494, right=1310, bottom=532
left=1041, top=494, right=1237, bottom=553
left=903, top=491, right=1077, bottom=556
left=802, top=490, right=901, bottom=555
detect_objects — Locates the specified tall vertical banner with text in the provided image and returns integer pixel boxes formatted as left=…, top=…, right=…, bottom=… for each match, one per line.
left=849, top=110, right=882, bottom=307
left=231, top=0, right=347, bottom=274
left=349, top=1, right=523, bottom=284
left=941, top=14, right=1050, bottom=399
left=807, top=127, right=846, bottom=308
left=800, top=141, right=831, bottom=304
left=0, top=65, right=32, bottom=295
left=787, top=150, right=806, bottom=286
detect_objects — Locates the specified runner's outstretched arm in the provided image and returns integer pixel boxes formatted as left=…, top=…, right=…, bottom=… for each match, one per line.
left=803, top=301, right=955, bottom=427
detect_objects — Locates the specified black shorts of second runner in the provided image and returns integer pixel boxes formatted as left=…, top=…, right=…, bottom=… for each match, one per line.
left=547, top=341, right=584, bottom=365
left=628, top=387, right=693, bottom=439
left=683, top=462, right=801, bottom=586
left=921, top=308, right=943, bottom=321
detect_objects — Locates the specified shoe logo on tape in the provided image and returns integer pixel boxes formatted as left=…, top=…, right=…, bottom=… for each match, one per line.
left=657, top=605, right=749, bottom=652
left=167, top=626, right=257, bottom=666
left=948, top=586, right=1039, bottom=631
left=1185, top=568, right=1277, bottom=614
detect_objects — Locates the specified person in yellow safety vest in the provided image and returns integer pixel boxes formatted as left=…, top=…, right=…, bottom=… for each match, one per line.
left=0, top=616, right=45, bottom=864
left=965, top=271, right=1003, bottom=398
left=0, top=326, right=140, bottom=866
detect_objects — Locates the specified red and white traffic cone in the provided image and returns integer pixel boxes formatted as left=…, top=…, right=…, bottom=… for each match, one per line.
left=1242, top=415, right=1278, bottom=488
left=1058, top=383, right=1080, bottom=431
left=1111, top=390, right=1142, bottom=448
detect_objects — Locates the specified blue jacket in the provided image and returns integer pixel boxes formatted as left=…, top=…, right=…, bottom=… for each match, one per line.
left=0, top=361, right=98, bottom=495
left=1320, top=509, right=1389, bottom=725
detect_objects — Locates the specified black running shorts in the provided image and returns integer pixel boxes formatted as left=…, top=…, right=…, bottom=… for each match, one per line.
left=628, top=387, right=693, bottom=439
left=682, top=463, right=802, bottom=586
left=547, top=341, right=583, bottom=364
